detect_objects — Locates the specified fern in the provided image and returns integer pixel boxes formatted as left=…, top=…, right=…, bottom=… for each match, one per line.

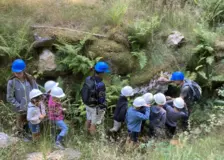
left=55, top=39, right=101, bottom=75
left=128, top=16, right=161, bottom=49
left=131, top=50, right=147, bottom=69
left=0, top=21, right=31, bottom=58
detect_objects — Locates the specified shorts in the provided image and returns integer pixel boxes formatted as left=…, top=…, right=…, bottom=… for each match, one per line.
left=28, top=122, right=40, bottom=133
left=86, top=105, right=105, bottom=125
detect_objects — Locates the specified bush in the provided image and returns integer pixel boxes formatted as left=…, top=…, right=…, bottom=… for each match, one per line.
left=128, top=16, right=161, bottom=49
left=0, top=21, right=32, bottom=58
left=55, top=39, right=102, bottom=75
left=196, top=0, right=224, bottom=28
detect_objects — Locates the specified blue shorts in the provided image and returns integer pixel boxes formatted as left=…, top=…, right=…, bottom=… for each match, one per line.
left=28, top=122, right=40, bottom=133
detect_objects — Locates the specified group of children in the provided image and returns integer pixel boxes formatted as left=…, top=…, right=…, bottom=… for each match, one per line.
left=27, top=81, right=68, bottom=150
left=7, top=59, right=194, bottom=149
left=110, top=86, right=188, bottom=144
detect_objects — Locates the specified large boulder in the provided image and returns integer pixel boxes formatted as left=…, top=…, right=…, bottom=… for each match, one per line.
left=38, top=49, right=57, bottom=74
left=87, top=39, right=136, bottom=74
left=0, top=132, right=18, bottom=148
left=133, top=72, right=171, bottom=94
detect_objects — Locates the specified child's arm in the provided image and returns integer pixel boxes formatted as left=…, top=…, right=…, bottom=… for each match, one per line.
left=40, top=102, right=46, bottom=117
left=136, top=107, right=150, bottom=120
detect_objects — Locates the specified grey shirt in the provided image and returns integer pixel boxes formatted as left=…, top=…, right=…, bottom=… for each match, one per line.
left=180, top=84, right=194, bottom=106
left=7, top=78, right=38, bottom=112
left=164, top=105, right=188, bottom=127
left=27, top=102, right=46, bottom=124
left=149, top=106, right=166, bottom=128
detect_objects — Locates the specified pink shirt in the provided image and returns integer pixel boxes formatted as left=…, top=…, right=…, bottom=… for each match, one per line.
left=48, top=96, right=64, bottom=121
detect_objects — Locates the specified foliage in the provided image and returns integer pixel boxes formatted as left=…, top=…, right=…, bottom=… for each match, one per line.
left=217, top=85, right=224, bottom=97
left=196, top=0, right=224, bottom=27
left=0, top=101, right=16, bottom=132
left=55, top=39, right=102, bottom=75
left=106, top=75, right=130, bottom=117
left=186, top=26, right=218, bottom=90
left=0, top=21, right=32, bottom=58
left=131, top=50, right=147, bottom=69
left=106, top=0, right=128, bottom=26
left=64, top=99, right=86, bottom=126
left=128, top=16, right=161, bottom=49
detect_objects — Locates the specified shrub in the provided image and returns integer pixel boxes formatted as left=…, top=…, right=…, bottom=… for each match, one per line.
left=196, top=0, right=224, bottom=28
left=55, top=38, right=102, bottom=75
left=128, top=16, right=161, bottom=49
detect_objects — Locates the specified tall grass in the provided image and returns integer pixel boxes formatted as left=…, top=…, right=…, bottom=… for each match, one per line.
left=106, top=0, right=129, bottom=26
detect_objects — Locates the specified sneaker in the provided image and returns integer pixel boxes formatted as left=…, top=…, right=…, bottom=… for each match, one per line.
left=54, top=141, right=65, bottom=150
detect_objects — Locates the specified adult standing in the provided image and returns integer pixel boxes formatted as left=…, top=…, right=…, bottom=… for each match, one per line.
left=169, top=71, right=202, bottom=130
left=7, top=59, right=38, bottom=139
left=81, top=61, right=110, bottom=135
left=169, top=71, right=202, bottom=112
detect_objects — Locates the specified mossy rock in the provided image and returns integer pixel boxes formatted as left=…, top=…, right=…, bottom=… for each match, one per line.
left=86, top=39, right=136, bottom=74
left=32, top=28, right=95, bottom=43
left=130, top=62, right=176, bottom=86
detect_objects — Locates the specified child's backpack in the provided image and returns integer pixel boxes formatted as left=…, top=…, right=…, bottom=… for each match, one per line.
left=182, top=79, right=202, bottom=101
left=81, top=76, right=98, bottom=106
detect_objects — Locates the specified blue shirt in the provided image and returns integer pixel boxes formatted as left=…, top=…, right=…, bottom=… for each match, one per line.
left=126, top=107, right=150, bottom=132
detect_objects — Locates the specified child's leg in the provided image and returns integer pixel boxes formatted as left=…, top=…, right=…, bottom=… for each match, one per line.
left=85, top=105, right=93, bottom=132
left=28, top=122, right=40, bottom=141
left=165, top=124, right=176, bottom=138
left=55, top=120, right=68, bottom=142
left=130, top=132, right=138, bottom=143
left=110, top=120, right=122, bottom=132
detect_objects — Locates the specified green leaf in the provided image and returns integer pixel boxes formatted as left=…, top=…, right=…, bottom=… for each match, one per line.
left=206, top=56, right=214, bottom=65
left=198, top=57, right=206, bottom=64
left=205, top=46, right=214, bottom=53
left=211, top=75, right=224, bottom=82
left=195, top=65, right=204, bottom=71
left=131, top=50, right=147, bottom=69
left=198, top=71, right=208, bottom=80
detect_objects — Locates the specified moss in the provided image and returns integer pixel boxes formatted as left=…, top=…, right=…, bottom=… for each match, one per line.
left=86, top=39, right=136, bottom=74
left=130, top=61, right=176, bottom=86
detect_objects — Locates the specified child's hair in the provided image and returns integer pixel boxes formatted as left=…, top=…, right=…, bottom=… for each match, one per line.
left=31, top=95, right=42, bottom=104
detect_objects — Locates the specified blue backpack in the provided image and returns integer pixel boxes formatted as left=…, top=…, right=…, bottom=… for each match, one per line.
left=182, top=79, right=202, bottom=101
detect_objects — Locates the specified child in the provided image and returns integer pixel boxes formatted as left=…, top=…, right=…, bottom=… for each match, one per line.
left=164, top=97, right=188, bottom=138
left=48, top=86, right=68, bottom=150
left=141, top=93, right=154, bottom=133
left=149, top=93, right=167, bottom=138
left=43, top=80, right=58, bottom=106
left=27, top=89, right=46, bottom=141
left=126, top=97, right=150, bottom=143
left=142, top=93, right=154, bottom=106
left=110, top=86, right=134, bottom=132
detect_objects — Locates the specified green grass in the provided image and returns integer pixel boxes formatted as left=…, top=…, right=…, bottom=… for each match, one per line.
left=1, top=125, right=224, bottom=160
